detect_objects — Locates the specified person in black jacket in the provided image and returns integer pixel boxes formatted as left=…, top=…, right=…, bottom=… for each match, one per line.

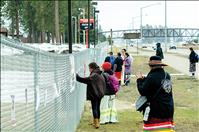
left=113, top=52, right=123, bottom=85
left=104, top=52, right=115, bottom=70
left=189, top=47, right=197, bottom=78
left=136, top=56, right=174, bottom=131
left=76, top=62, right=105, bottom=129
left=156, top=43, right=164, bottom=59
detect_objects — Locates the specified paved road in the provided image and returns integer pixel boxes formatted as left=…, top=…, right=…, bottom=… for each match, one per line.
left=128, top=46, right=199, bottom=79
left=164, top=54, right=198, bottom=79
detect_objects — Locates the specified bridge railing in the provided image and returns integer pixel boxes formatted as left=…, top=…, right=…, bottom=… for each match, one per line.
left=1, top=35, right=108, bottom=132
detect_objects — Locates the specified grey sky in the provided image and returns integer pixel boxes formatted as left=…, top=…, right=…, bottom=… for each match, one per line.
left=96, top=1, right=199, bottom=31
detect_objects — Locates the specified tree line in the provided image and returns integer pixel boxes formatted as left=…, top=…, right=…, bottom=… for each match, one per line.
left=1, top=0, right=106, bottom=44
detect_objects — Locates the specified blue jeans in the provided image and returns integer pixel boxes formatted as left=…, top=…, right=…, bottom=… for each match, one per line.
left=124, top=73, right=131, bottom=86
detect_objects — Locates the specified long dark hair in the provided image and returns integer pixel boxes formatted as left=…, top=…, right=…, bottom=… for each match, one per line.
left=125, top=52, right=129, bottom=57
left=89, top=62, right=99, bottom=69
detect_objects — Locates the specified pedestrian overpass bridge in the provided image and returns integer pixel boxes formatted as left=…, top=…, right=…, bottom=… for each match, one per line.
left=99, top=28, right=199, bottom=39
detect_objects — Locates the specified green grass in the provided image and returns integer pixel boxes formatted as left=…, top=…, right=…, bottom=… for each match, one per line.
left=76, top=109, right=143, bottom=132
left=132, top=56, right=180, bottom=75
left=76, top=56, right=199, bottom=132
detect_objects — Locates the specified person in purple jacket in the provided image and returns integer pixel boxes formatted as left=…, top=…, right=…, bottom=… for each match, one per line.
left=124, top=52, right=132, bottom=86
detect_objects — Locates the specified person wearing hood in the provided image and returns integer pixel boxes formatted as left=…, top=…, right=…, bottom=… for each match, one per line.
left=156, top=43, right=164, bottom=59
left=76, top=62, right=105, bottom=129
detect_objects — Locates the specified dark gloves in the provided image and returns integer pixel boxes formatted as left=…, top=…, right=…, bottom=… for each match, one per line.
left=76, top=73, right=79, bottom=79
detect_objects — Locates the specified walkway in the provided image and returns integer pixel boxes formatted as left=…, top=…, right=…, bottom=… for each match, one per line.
left=128, top=46, right=199, bottom=79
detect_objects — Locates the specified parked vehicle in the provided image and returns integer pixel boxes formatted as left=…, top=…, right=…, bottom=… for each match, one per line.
left=169, top=46, right=177, bottom=49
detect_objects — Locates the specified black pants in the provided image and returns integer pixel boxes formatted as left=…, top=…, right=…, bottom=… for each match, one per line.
left=91, top=98, right=102, bottom=119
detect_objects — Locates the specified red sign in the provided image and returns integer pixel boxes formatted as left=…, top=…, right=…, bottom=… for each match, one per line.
left=80, top=18, right=94, bottom=30
left=80, top=18, right=94, bottom=23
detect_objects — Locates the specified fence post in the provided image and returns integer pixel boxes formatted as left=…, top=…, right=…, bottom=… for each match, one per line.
left=53, top=56, right=59, bottom=131
left=34, top=53, right=39, bottom=132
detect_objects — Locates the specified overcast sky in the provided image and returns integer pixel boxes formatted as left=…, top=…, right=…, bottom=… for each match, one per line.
left=96, top=1, right=199, bottom=31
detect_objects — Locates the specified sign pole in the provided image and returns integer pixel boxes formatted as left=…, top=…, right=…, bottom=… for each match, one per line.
left=86, top=29, right=88, bottom=48
left=110, top=29, right=112, bottom=52
left=137, top=39, right=138, bottom=55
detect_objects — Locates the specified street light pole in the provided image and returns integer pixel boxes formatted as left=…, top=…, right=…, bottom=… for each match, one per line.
left=93, top=8, right=99, bottom=48
left=90, top=1, right=98, bottom=48
left=94, top=7, right=96, bottom=47
left=88, top=0, right=90, bottom=48
left=164, top=0, right=167, bottom=52
left=79, top=8, right=86, bottom=45
left=72, top=16, right=77, bottom=44
left=110, top=29, right=113, bottom=52
left=140, top=10, right=142, bottom=39
left=140, top=3, right=161, bottom=40
left=82, top=9, right=85, bottom=45
left=97, top=14, right=99, bottom=44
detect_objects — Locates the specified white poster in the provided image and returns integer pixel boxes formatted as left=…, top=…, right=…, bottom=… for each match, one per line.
left=44, top=89, right=47, bottom=107
left=10, top=95, right=16, bottom=126
left=35, top=86, right=40, bottom=111
left=69, top=55, right=76, bottom=93
left=25, top=89, right=28, bottom=114
left=53, top=83, right=60, bottom=98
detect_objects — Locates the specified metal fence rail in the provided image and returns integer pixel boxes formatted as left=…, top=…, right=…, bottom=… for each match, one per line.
left=1, top=36, right=108, bottom=132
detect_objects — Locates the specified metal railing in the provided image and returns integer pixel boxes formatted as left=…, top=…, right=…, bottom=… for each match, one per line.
left=1, top=35, right=108, bottom=132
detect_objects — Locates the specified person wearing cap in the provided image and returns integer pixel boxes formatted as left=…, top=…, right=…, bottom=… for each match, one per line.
left=76, top=62, right=105, bottom=129
left=100, top=62, right=118, bottom=124
left=156, top=43, right=164, bottom=59
left=136, top=56, right=174, bottom=131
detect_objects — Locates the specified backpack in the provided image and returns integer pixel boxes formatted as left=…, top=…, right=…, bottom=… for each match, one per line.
left=194, top=53, right=199, bottom=63
left=103, top=73, right=120, bottom=94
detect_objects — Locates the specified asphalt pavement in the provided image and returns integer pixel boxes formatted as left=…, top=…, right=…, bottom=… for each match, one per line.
left=128, top=46, right=199, bottom=79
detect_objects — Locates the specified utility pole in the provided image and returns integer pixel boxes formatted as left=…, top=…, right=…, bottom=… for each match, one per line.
left=88, top=0, right=90, bottom=48
left=94, top=7, right=96, bottom=48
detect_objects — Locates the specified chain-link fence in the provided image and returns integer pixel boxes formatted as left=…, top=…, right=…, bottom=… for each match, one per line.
left=1, top=35, right=108, bottom=132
